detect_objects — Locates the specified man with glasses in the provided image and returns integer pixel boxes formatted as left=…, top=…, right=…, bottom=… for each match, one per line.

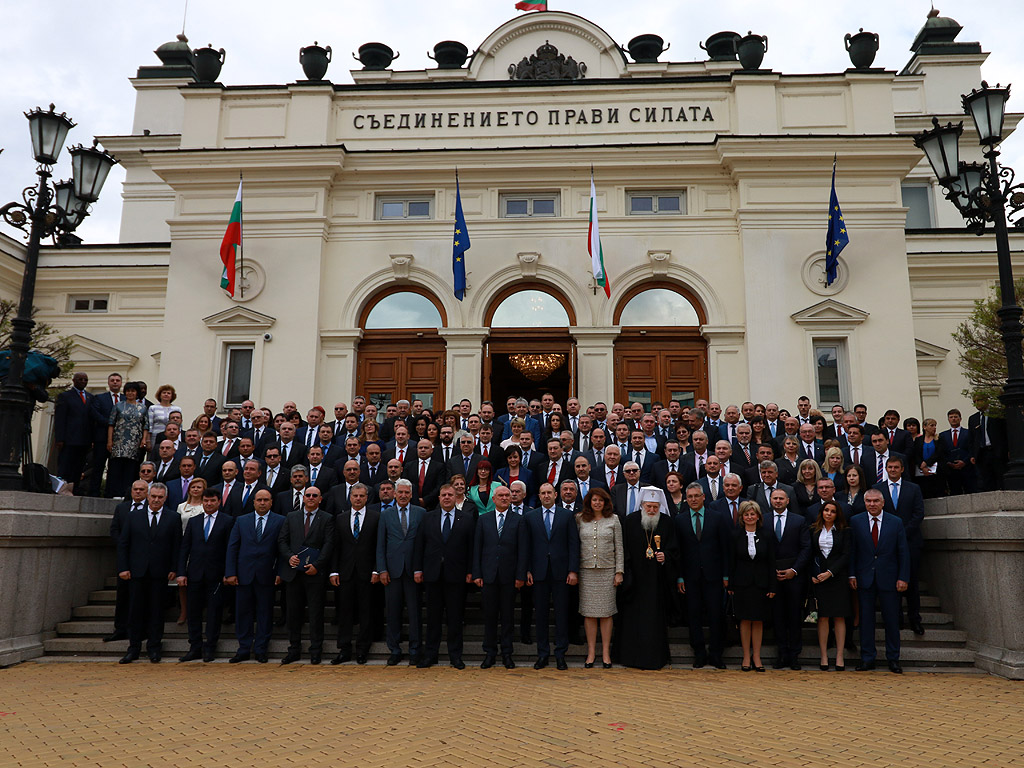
left=612, top=461, right=644, bottom=520
left=278, top=482, right=335, bottom=665
left=376, top=478, right=425, bottom=665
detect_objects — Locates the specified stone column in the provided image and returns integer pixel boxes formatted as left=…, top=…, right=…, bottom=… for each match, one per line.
left=439, top=329, right=489, bottom=408
left=571, top=327, right=619, bottom=405
left=701, top=325, right=747, bottom=405
left=318, top=329, right=362, bottom=404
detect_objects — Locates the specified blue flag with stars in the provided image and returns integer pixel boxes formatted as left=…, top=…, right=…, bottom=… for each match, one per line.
left=825, top=155, right=849, bottom=286
left=452, top=174, right=469, bottom=301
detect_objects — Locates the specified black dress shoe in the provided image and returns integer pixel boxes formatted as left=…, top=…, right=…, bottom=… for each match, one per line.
left=408, top=655, right=418, bottom=666
left=203, top=653, right=215, bottom=663
left=310, top=652, right=322, bottom=665
left=356, top=654, right=367, bottom=665
left=714, top=662, right=727, bottom=670
left=772, top=660, right=786, bottom=670
left=855, top=661, right=876, bottom=671
left=386, top=653, right=402, bottom=666
left=255, top=653, right=268, bottom=664
left=331, top=652, right=350, bottom=665
left=280, top=651, right=300, bottom=665
left=503, top=655, right=516, bottom=669
left=417, top=657, right=434, bottom=669
left=790, top=663, right=802, bottom=671
left=481, top=654, right=496, bottom=669
left=149, top=653, right=162, bottom=664
left=888, top=662, right=903, bottom=674
left=911, top=621, right=925, bottom=636
left=103, top=631, right=127, bottom=643
left=533, top=657, right=549, bottom=670
left=556, top=657, right=568, bottom=671
left=229, top=652, right=250, bottom=663
left=692, top=660, right=706, bottom=669
left=178, top=648, right=201, bottom=663
left=118, top=651, right=138, bottom=664
left=451, top=659, right=466, bottom=670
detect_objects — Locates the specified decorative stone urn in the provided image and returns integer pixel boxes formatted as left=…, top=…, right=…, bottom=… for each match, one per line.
left=193, top=44, right=225, bottom=83
left=845, top=29, right=879, bottom=69
left=300, top=42, right=332, bottom=80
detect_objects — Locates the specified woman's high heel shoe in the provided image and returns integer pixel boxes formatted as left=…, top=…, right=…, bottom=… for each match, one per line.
left=584, top=660, right=594, bottom=668
left=602, top=662, right=612, bottom=669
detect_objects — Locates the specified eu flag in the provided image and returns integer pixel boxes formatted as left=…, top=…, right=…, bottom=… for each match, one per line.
left=825, top=155, right=849, bottom=286
left=452, top=174, right=470, bottom=301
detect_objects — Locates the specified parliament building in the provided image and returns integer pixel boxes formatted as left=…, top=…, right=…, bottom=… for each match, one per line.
left=2, top=10, right=1021, bottom=452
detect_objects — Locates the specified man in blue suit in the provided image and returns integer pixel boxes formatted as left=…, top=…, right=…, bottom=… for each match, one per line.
left=939, top=408, right=973, bottom=495
left=766, top=488, right=811, bottom=670
left=117, top=483, right=181, bottom=664
left=54, top=371, right=94, bottom=492
left=519, top=482, right=580, bottom=670
left=177, top=488, right=235, bottom=662
left=850, top=489, right=910, bottom=673
left=88, top=372, right=122, bottom=496
left=874, top=456, right=926, bottom=636
left=224, top=489, right=285, bottom=663
left=376, top=478, right=424, bottom=666
left=674, top=482, right=731, bottom=669
left=473, top=485, right=523, bottom=669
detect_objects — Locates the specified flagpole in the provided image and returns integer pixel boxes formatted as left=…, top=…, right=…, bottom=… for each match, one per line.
left=238, top=172, right=244, bottom=299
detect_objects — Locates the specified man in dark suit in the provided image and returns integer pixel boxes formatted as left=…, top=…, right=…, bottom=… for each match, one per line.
left=473, top=485, right=523, bottom=669
left=863, top=431, right=906, bottom=487
left=766, top=488, right=811, bottom=669
left=275, top=420, right=307, bottom=469
left=151, top=440, right=181, bottom=485
left=841, top=424, right=870, bottom=475
left=475, top=423, right=504, bottom=470
left=627, top=430, right=659, bottom=484
left=104, top=480, right=148, bottom=642
left=88, top=372, right=122, bottom=496
left=939, top=408, right=974, bottom=495
left=327, top=459, right=378, bottom=515
left=116, top=483, right=181, bottom=663
left=329, top=484, right=379, bottom=665
left=730, top=424, right=756, bottom=476
left=571, top=455, right=605, bottom=500
left=305, top=446, right=338, bottom=493
left=797, top=424, right=825, bottom=464
left=652, top=440, right=696, bottom=492
left=803, top=477, right=851, bottom=520
left=234, top=459, right=268, bottom=517
left=195, top=432, right=227, bottom=486
left=274, top=465, right=309, bottom=517
left=278, top=485, right=335, bottom=665
left=710, top=473, right=746, bottom=525
left=448, top=434, right=481, bottom=481
left=612, top=461, right=646, bottom=520
left=404, top=439, right=447, bottom=510
left=224, top=489, right=285, bottom=663
left=879, top=410, right=915, bottom=458
left=592, top=443, right=624, bottom=490
left=535, top=438, right=571, bottom=493
left=875, top=456, right=925, bottom=635
left=850, top=489, right=910, bottom=673
left=413, top=483, right=476, bottom=669
left=746, top=461, right=795, bottom=517
left=675, top=482, right=731, bottom=668
left=519, top=482, right=580, bottom=670
left=969, top=395, right=1008, bottom=492
left=54, top=372, right=94, bottom=492
left=210, top=460, right=244, bottom=517
left=376, top=478, right=425, bottom=665
left=698, top=456, right=726, bottom=504
left=262, top=447, right=290, bottom=495
left=360, top=443, right=387, bottom=488
left=177, top=488, right=235, bottom=662
left=164, top=457, right=196, bottom=511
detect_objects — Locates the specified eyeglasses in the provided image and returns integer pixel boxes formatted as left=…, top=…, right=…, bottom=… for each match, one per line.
left=303, top=492, right=320, bottom=498
left=624, top=468, right=640, bottom=474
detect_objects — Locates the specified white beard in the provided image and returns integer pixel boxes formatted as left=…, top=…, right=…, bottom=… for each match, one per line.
left=640, top=512, right=660, bottom=532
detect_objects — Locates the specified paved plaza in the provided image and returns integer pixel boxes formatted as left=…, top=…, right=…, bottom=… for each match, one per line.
left=1, top=663, right=1022, bottom=767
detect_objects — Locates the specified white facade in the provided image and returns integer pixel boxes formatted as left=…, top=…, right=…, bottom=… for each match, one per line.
left=3, top=11, right=1023, bottom=440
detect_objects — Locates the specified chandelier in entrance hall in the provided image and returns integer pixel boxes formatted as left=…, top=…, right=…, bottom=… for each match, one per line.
left=509, top=353, right=565, bottom=382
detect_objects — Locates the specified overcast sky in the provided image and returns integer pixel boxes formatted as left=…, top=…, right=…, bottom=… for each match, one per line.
left=2, top=0, right=1021, bottom=244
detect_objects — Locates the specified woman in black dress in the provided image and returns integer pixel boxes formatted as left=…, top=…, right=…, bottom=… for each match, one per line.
left=809, top=500, right=852, bottom=670
left=729, top=500, right=776, bottom=672
left=913, top=417, right=947, bottom=499
left=664, top=471, right=686, bottom=516
left=792, top=460, right=822, bottom=516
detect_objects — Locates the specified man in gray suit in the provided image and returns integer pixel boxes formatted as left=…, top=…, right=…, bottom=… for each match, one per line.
left=745, top=461, right=795, bottom=516
left=376, top=478, right=424, bottom=666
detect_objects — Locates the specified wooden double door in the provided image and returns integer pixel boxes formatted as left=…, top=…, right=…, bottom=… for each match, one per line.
left=356, top=331, right=445, bottom=412
left=614, top=329, right=708, bottom=410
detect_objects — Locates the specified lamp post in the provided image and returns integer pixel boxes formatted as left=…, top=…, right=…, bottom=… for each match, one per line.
left=0, top=105, right=117, bottom=491
left=915, top=81, right=1024, bottom=490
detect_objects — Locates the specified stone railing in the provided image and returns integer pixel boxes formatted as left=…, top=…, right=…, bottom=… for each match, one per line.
left=923, top=491, right=1024, bottom=680
left=0, top=491, right=116, bottom=666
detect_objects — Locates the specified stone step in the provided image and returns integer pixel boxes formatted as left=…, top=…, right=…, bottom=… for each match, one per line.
left=40, top=637, right=976, bottom=666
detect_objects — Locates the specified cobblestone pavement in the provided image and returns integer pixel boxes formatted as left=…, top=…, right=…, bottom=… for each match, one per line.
left=1, top=663, right=1022, bottom=767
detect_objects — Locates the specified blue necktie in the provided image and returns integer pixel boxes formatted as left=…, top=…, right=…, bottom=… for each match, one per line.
left=891, top=483, right=899, bottom=508
left=545, top=509, right=552, bottom=538
left=442, top=511, right=451, bottom=542
left=203, top=514, right=213, bottom=541
left=497, top=512, right=505, bottom=536
left=256, top=515, right=264, bottom=541
left=352, top=511, right=360, bottom=539
left=775, top=513, right=783, bottom=542
left=242, top=484, right=252, bottom=507
left=464, top=456, right=470, bottom=474
left=629, top=486, right=637, bottom=514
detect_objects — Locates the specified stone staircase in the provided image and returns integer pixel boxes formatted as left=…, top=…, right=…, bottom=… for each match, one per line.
left=41, top=578, right=975, bottom=668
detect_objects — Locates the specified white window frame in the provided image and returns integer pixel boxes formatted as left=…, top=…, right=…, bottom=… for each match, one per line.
left=626, top=190, right=687, bottom=216
left=375, top=195, right=434, bottom=220
left=811, top=338, right=851, bottom=410
left=499, top=192, right=560, bottom=218
left=901, top=183, right=934, bottom=229
left=68, top=294, right=110, bottom=313
left=222, top=344, right=255, bottom=408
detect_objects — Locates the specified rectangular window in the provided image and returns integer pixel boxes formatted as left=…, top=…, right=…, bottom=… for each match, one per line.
left=376, top=195, right=434, bottom=220
left=410, top=392, right=434, bottom=411
left=902, top=184, right=933, bottom=229
left=813, top=341, right=849, bottom=407
left=68, top=295, right=109, bottom=313
left=224, top=345, right=254, bottom=407
left=671, top=391, right=695, bottom=408
left=627, top=391, right=652, bottom=412
left=500, top=193, right=559, bottom=218
left=628, top=191, right=686, bottom=215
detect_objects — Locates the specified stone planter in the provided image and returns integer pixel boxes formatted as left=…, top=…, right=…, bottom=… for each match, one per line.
left=193, top=45, right=225, bottom=83
left=737, top=32, right=768, bottom=70
left=845, top=29, right=879, bottom=69
left=429, top=40, right=469, bottom=69
left=355, top=42, right=398, bottom=71
left=626, top=34, right=669, bottom=63
left=300, top=42, right=332, bottom=81
left=700, top=31, right=741, bottom=61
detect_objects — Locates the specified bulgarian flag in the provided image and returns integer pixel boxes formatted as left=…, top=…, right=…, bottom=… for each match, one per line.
left=588, top=173, right=610, bottom=298
left=219, top=180, right=242, bottom=296
left=515, top=1, right=547, bottom=10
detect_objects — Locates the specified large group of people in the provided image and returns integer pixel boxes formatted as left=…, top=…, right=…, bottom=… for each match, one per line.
left=64, top=372, right=1007, bottom=670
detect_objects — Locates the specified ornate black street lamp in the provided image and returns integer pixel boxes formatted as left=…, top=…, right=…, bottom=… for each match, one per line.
left=0, top=105, right=117, bottom=490
left=915, top=81, right=1024, bottom=490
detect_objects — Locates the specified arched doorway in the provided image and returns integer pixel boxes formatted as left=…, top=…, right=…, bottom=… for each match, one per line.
left=484, top=284, right=575, bottom=406
left=613, top=283, right=708, bottom=410
left=356, top=287, right=447, bottom=411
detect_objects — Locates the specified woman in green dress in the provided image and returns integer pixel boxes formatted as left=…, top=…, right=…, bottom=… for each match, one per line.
left=466, top=460, right=502, bottom=516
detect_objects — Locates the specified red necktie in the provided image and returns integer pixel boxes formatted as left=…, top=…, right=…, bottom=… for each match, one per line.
left=853, top=448, right=860, bottom=465
left=398, top=448, right=405, bottom=464
left=743, top=444, right=751, bottom=463
left=113, top=393, right=118, bottom=405
left=548, top=462, right=557, bottom=484
left=483, top=445, right=488, bottom=458
left=79, top=391, right=86, bottom=404
left=871, top=516, right=880, bottom=548
left=222, top=482, right=231, bottom=506
left=304, top=512, right=312, bottom=537
left=223, top=439, right=232, bottom=456
left=607, top=470, right=615, bottom=488
left=419, top=460, right=426, bottom=492
left=952, top=429, right=958, bottom=448
left=889, top=430, right=895, bottom=445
